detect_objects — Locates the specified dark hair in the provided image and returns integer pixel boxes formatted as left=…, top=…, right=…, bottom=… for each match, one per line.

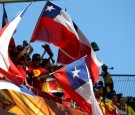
left=17, top=45, right=23, bottom=51
left=41, top=58, right=50, bottom=67
left=32, top=53, right=41, bottom=61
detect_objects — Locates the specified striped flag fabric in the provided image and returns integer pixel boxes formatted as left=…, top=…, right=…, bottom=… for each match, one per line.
left=0, top=80, right=87, bottom=115
left=2, top=4, right=16, bottom=52
left=0, top=80, right=35, bottom=96
left=2, top=4, right=8, bottom=28
left=30, top=1, right=80, bottom=59
left=53, top=58, right=103, bottom=115
left=0, top=2, right=31, bottom=85
left=57, top=23, right=103, bottom=84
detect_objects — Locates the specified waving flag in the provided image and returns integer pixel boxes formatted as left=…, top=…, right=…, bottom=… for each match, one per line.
left=2, top=4, right=8, bottom=28
left=0, top=2, right=31, bottom=85
left=30, top=1, right=80, bottom=59
left=2, top=4, right=16, bottom=50
left=0, top=80, right=34, bottom=96
left=57, top=23, right=103, bottom=84
left=53, top=58, right=103, bottom=115
left=0, top=80, right=87, bottom=115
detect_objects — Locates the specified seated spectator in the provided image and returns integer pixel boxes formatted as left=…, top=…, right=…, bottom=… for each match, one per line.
left=97, top=81, right=107, bottom=97
left=107, top=94, right=122, bottom=115
left=119, top=97, right=135, bottom=115
left=132, top=102, right=135, bottom=112
left=100, top=97, right=118, bottom=115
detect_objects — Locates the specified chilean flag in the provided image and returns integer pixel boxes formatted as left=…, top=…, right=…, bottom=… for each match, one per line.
left=2, top=4, right=16, bottom=53
left=0, top=80, right=35, bottom=97
left=30, top=1, right=80, bottom=59
left=2, top=4, right=8, bottom=28
left=0, top=3, right=31, bottom=85
left=53, top=58, right=103, bottom=115
left=57, top=23, right=103, bottom=84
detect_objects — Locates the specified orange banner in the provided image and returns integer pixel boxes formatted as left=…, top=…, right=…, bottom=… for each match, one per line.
left=0, top=89, right=87, bottom=115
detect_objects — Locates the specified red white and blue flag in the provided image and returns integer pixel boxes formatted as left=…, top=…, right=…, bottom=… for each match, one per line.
left=53, top=58, right=103, bottom=115
left=2, top=4, right=16, bottom=51
left=57, top=23, right=103, bottom=84
left=2, top=4, right=8, bottom=28
left=30, top=1, right=80, bottom=59
left=0, top=80, right=35, bottom=97
left=0, top=2, right=31, bottom=85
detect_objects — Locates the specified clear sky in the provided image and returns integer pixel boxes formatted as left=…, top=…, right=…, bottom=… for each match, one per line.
left=0, top=0, right=135, bottom=96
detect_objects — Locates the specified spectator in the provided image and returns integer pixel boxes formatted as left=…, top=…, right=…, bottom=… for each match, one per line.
left=97, top=81, right=107, bottom=97
left=91, top=42, right=100, bottom=52
left=27, top=53, right=47, bottom=90
left=107, top=94, right=121, bottom=114
left=119, top=97, right=135, bottom=115
left=101, top=64, right=114, bottom=97
left=100, top=96, right=118, bottom=115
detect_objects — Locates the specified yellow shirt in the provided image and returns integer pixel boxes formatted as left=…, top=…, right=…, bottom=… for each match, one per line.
left=101, top=72, right=112, bottom=84
left=125, top=104, right=135, bottom=115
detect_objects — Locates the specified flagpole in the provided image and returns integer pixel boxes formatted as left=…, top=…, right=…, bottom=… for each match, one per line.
left=0, top=0, right=56, bottom=4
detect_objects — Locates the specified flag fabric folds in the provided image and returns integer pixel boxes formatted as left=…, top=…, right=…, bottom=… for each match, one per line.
left=2, top=4, right=8, bottom=28
left=53, top=58, right=103, bottom=115
left=0, top=2, right=31, bottom=85
left=0, top=80, right=87, bottom=115
left=2, top=4, right=16, bottom=50
left=0, top=80, right=35, bottom=97
left=30, top=1, right=80, bottom=59
left=57, top=23, right=103, bottom=84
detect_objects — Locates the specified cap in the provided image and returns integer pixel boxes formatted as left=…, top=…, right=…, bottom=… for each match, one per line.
left=91, top=42, right=100, bottom=51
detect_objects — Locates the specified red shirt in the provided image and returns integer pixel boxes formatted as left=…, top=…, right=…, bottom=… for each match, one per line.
left=27, top=66, right=46, bottom=77
left=27, top=66, right=46, bottom=90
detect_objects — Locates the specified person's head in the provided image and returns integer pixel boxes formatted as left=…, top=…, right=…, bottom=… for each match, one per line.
left=91, top=42, right=100, bottom=51
left=98, top=81, right=104, bottom=88
left=41, top=58, right=51, bottom=68
left=93, top=88, right=100, bottom=99
left=119, top=97, right=126, bottom=106
left=16, top=45, right=23, bottom=52
left=32, top=53, right=41, bottom=67
left=111, top=95, right=118, bottom=103
left=102, top=64, right=108, bottom=72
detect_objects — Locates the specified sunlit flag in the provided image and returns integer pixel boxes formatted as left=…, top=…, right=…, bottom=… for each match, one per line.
left=57, top=23, right=103, bottom=84
left=30, top=1, right=80, bottom=59
left=53, top=58, right=103, bottom=115
left=0, top=2, right=31, bottom=85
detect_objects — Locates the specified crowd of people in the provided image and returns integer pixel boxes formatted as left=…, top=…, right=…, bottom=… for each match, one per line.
left=1, top=39, right=134, bottom=115
left=93, top=64, right=135, bottom=115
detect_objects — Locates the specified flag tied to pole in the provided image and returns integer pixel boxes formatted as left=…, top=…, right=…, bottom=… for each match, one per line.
left=53, top=58, right=103, bottom=115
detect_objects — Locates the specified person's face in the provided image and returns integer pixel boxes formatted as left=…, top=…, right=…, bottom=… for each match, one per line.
left=17, top=46, right=23, bottom=52
left=102, top=66, right=107, bottom=71
left=33, top=59, right=41, bottom=67
left=112, top=95, right=118, bottom=102
left=119, top=98, right=126, bottom=106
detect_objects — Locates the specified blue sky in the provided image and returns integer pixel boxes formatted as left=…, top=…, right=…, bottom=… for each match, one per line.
left=0, top=1, right=135, bottom=74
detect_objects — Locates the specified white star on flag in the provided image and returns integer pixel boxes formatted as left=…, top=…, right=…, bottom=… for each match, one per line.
left=71, top=67, right=80, bottom=78
left=46, top=6, right=55, bottom=12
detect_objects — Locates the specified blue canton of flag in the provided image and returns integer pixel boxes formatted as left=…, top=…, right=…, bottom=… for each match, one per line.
left=65, top=58, right=89, bottom=90
left=18, top=85, right=35, bottom=96
left=43, top=1, right=61, bottom=19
